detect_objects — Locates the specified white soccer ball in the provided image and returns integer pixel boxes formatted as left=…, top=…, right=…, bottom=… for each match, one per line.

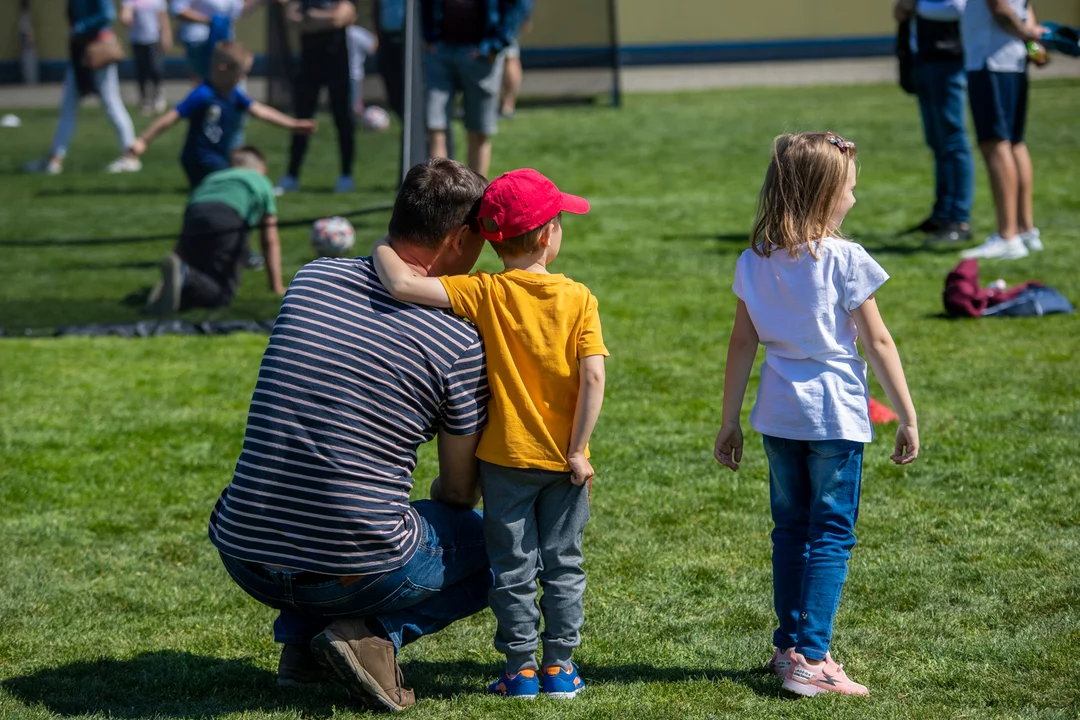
left=360, top=105, right=391, bottom=132
left=311, top=216, right=356, bottom=257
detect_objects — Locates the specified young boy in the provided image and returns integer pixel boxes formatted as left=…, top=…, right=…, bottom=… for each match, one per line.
left=146, top=145, right=284, bottom=314
left=372, top=168, right=607, bottom=700
left=129, top=40, right=317, bottom=188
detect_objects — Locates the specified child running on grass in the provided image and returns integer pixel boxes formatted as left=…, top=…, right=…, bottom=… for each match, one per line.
left=372, top=168, right=607, bottom=700
left=713, top=132, right=919, bottom=697
left=129, top=40, right=316, bottom=188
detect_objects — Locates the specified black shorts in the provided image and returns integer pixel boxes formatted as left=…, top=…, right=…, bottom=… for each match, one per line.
left=968, top=68, right=1028, bottom=144
left=176, top=202, right=250, bottom=309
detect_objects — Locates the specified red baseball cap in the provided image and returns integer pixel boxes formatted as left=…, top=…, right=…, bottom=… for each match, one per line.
left=478, top=168, right=590, bottom=242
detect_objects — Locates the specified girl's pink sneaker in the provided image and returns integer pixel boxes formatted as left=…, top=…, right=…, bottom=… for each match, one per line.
left=764, top=647, right=795, bottom=677
left=782, top=652, right=869, bottom=697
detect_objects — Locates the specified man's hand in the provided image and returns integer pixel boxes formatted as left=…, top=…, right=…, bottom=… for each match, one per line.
left=891, top=423, right=920, bottom=465
left=713, top=423, right=743, bottom=471
left=568, top=453, right=593, bottom=487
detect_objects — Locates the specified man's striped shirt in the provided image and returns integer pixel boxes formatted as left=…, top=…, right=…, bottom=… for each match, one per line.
left=208, top=256, right=489, bottom=575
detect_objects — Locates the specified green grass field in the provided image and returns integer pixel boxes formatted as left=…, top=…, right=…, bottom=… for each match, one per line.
left=1, top=77, right=1078, bottom=720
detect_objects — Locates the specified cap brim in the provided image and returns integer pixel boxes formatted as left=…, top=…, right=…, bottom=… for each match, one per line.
left=560, top=193, right=590, bottom=215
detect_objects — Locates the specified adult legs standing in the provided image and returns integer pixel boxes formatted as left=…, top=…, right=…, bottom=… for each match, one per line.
left=460, top=49, right=504, bottom=178
left=326, top=48, right=357, bottom=184
left=915, top=59, right=973, bottom=228
left=48, top=67, right=81, bottom=161
left=284, top=57, right=323, bottom=185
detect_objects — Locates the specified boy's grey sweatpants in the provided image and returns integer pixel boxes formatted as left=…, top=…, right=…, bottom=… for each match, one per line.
left=479, top=460, right=590, bottom=674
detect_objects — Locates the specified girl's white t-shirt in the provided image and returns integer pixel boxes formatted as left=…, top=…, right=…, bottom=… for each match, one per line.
left=732, top=237, right=889, bottom=443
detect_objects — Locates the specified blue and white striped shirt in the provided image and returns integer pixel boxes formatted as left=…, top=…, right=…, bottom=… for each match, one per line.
left=209, top=257, right=489, bottom=575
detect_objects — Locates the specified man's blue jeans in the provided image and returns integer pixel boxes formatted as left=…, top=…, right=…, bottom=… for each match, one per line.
left=764, top=435, right=863, bottom=661
left=219, top=499, right=490, bottom=652
left=914, top=59, right=975, bottom=224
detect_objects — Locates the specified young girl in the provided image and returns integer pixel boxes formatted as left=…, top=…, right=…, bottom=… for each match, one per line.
left=713, top=132, right=919, bottom=697
left=121, top=0, right=173, bottom=115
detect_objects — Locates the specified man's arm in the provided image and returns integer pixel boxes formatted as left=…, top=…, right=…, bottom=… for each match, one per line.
left=371, top=237, right=452, bottom=307
left=986, top=0, right=1041, bottom=41
left=130, top=109, right=181, bottom=155
left=480, top=0, right=529, bottom=58
left=172, top=0, right=212, bottom=25
left=248, top=101, right=318, bottom=133
left=259, top=216, right=285, bottom=295
left=431, top=429, right=482, bottom=508
left=566, top=354, right=605, bottom=486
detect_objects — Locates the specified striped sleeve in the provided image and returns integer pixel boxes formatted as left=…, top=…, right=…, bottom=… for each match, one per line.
left=441, top=339, right=489, bottom=435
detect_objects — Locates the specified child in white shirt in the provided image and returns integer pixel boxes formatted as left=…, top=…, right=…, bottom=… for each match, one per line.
left=121, top=0, right=173, bottom=114
left=714, top=132, right=919, bottom=698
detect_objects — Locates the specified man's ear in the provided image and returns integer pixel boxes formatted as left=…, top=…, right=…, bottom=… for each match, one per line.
left=447, top=224, right=472, bottom=256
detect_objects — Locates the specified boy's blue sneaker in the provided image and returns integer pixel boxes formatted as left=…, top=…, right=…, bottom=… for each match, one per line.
left=487, top=669, right=539, bottom=699
left=542, top=663, right=585, bottom=699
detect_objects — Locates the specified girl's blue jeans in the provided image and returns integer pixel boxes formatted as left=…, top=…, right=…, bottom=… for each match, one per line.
left=764, top=435, right=863, bottom=661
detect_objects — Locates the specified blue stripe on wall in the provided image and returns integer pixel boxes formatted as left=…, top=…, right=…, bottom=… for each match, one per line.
left=0, top=35, right=895, bottom=85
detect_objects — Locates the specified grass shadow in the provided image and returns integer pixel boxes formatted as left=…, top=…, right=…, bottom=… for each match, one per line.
left=35, top=187, right=191, bottom=198
left=400, top=659, right=784, bottom=699
left=1, top=651, right=348, bottom=719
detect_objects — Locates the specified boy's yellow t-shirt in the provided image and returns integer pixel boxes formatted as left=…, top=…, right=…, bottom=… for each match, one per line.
left=439, top=269, right=609, bottom=472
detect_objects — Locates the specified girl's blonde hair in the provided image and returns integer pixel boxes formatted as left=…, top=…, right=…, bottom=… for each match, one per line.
left=750, top=132, right=857, bottom=259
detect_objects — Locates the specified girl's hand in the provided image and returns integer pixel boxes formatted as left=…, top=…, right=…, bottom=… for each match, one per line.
left=568, top=453, right=593, bottom=487
left=891, top=423, right=919, bottom=465
left=714, top=423, right=743, bottom=471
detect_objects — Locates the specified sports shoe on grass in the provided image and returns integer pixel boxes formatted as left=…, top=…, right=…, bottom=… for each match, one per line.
left=487, top=668, right=540, bottom=699
left=24, top=157, right=63, bottom=175
left=542, top=663, right=585, bottom=699
left=311, top=619, right=415, bottom=711
left=145, top=252, right=183, bottom=315
left=1020, top=227, right=1043, bottom=251
left=764, top=647, right=795, bottom=677
left=925, top=222, right=972, bottom=245
left=334, top=175, right=355, bottom=193
left=275, top=174, right=300, bottom=196
left=782, top=652, right=868, bottom=697
left=960, top=234, right=1029, bottom=260
left=277, top=643, right=327, bottom=687
left=106, top=156, right=142, bottom=173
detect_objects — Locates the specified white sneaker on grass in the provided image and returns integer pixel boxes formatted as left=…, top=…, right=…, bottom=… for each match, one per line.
left=1019, top=227, right=1043, bottom=251
left=960, top=234, right=1029, bottom=260
left=24, top=157, right=63, bottom=175
left=334, top=175, right=355, bottom=193
left=106, top=156, right=142, bottom=173
left=275, top=174, right=300, bottom=196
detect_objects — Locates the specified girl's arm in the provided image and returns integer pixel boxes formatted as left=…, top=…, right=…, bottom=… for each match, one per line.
left=852, top=296, right=919, bottom=465
left=248, top=101, right=317, bottom=133
left=370, top=237, right=452, bottom=308
left=159, top=9, right=174, bottom=53
left=714, top=300, right=759, bottom=471
left=130, top=109, right=181, bottom=155
left=567, top=354, right=606, bottom=486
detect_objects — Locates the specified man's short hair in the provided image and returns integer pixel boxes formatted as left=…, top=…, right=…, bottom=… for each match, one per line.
left=388, top=159, right=487, bottom=250
left=230, top=145, right=266, bottom=171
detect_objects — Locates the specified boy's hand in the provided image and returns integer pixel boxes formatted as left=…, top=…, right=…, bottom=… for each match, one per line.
left=292, top=119, right=317, bottom=134
left=568, top=453, right=593, bottom=487
left=129, top=138, right=147, bottom=156
left=891, top=423, right=919, bottom=465
left=713, top=423, right=743, bottom=471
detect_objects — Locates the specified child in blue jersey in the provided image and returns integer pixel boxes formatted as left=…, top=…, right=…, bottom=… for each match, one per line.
left=130, top=40, right=317, bottom=187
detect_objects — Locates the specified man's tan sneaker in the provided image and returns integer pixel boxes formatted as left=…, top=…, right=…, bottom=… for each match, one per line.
left=311, top=619, right=416, bottom=711
left=277, top=643, right=328, bottom=687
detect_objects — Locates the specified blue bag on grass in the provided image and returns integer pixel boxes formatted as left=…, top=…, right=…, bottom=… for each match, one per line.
left=983, top=286, right=1074, bottom=317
